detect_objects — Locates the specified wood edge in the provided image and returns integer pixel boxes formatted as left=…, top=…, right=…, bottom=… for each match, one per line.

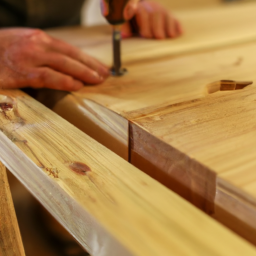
left=129, top=122, right=216, bottom=213
left=1, top=89, right=256, bottom=255
left=53, top=94, right=129, bottom=160
left=0, top=162, right=26, bottom=256
left=214, top=177, right=256, bottom=246
left=0, top=132, right=133, bottom=256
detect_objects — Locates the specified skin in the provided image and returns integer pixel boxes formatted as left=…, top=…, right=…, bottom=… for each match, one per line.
left=0, top=28, right=109, bottom=91
left=0, top=0, right=182, bottom=91
left=122, top=1, right=182, bottom=39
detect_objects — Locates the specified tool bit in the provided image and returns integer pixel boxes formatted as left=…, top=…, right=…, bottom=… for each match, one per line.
left=101, top=0, right=130, bottom=76
left=111, top=25, right=127, bottom=76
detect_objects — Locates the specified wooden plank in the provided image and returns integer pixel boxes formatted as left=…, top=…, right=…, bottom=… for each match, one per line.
left=121, top=41, right=256, bottom=243
left=158, top=0, right=221, bottom=9
left=44, top=1, right=256, bottom=246
left=214, top=178, right=256, bottom=245
left=49, top=30, right=256, bottom=244
left=47, top=3, right=256, bottom=66
left=1, top=90, right=256, bottom=256
left=52, top=40, right=256, bottom=159
left=0, top=162, right=26, bottom=256
left=49, top=2, right=256, bottom=160
left=53, top=95, right=129, bottom=160
left=131, top=83, right=256, bottom=243
left=158, top=0, right=256, bottom=9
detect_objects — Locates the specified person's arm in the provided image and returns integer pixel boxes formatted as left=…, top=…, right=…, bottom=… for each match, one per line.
left=0, top=28, right=109, bottom=91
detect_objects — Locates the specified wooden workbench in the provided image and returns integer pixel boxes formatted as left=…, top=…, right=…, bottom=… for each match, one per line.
left=44, top=1, right=256, bottom=246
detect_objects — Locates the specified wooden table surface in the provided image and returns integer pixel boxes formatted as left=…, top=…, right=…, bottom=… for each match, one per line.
left=45, top=1, right=256, bottom=246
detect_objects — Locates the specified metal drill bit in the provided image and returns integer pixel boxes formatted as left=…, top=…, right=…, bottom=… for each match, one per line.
left=111, top=25, right=127, bottom=76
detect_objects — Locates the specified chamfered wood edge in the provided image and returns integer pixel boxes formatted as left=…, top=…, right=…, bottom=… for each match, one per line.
left=214, top=177, right=256, bottom=246
left=0, top=162, right=26, bottom=256
left=129, top=122, right=216, bottom=213
left=130, top=119, right=256, bottom=247
left=53, top=94, right=129, bottom=160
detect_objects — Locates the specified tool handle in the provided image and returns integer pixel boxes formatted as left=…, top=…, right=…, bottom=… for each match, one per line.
left=102, top=0, right=130, bottom=25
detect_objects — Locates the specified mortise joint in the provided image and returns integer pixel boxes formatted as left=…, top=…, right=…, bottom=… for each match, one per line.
left=206, top=80, right=253, bottom=94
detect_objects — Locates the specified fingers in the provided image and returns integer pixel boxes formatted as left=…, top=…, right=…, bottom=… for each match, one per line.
left=39, top=52, right=104, bottom=85
left=176, top=20, right=183, bottom=35
left=45, top=36, right=110, bottom=78
left=166, top=14, right=183, bottom=38
left=152, top=11, right=165, bottom=39
left=136, top=4, right=153, bottom=38
left=0, top=28, right=109, bottom=91
left=27, top=67, right=85, bottom=91
left=135, top=1, right=182, bottom=40
left=123, top=0, right=140, bottom=20
left=166, top=15, right=177, bottom=38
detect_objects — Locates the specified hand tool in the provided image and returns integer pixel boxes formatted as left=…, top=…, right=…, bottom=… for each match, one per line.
left=101, top=0, right=130, bottom=76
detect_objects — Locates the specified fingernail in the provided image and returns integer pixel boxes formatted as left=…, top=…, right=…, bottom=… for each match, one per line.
left=92, top=71, right=100, bottom=79
left=97, top=74, right=104, bottom=81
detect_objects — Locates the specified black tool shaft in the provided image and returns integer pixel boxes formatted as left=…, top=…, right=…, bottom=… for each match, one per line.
left=112, top=26, right=122, bottom=76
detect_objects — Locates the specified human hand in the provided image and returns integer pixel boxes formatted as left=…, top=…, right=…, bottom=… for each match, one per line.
left=0, top=29, right=109, bottom=91
left=100, top=0, right=140, bottom=21
left=122, top=1, right=182, bottom=39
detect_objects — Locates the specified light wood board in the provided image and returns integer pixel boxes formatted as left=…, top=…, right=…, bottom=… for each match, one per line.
left=50, top=2, right=256, bottom=160
left=2, top=90, right=256, bottom=255
left=0, top=162, right=26, bottom=256
left=127, top=41, right=256, bottom=242
left=47, top=2, right=256, bottom=66
left=131, top=86, right=256, bottom=245
left=47, top=3, right=256, bottom=246
left=158, top=0, right=221, bottom=9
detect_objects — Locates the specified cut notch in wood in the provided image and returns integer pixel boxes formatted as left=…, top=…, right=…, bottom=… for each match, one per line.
left=206, top=80, right=253, bottom=94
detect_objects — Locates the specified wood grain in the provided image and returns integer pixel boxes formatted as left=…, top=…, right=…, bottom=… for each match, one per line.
left=158, top=0, right=221, bottom=9
left=47, top=3, right=256, bottom=66
left=1, top=89, right=256, bottom=256
left=131, top=84, right=256, bottom=240
left=0, top=162, right=26, bottom=256
left=159, top=0, right=256, bottom=9
left=214, top=178, right=256, bottom=245
left=46, top=1, right=256, bottom=247
left=52, top=39, right=256, bottom=159
left=53, top=95, right=129, bottom=160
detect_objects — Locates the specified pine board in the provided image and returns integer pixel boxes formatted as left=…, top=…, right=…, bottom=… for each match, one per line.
left=46, top=1, right=256, bottom=246
left=2, top=90, right=256, bottom=255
